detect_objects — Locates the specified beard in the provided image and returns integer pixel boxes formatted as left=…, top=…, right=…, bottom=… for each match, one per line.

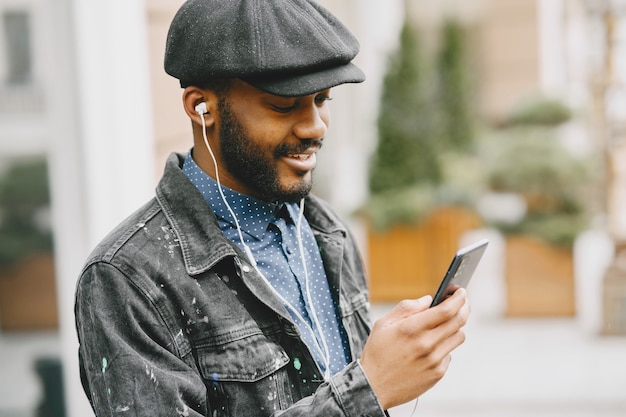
left=218, top=97, right=321, bottom=203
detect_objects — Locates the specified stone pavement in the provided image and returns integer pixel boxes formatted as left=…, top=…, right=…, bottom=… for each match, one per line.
left=369, top=304, right=626, bottom=417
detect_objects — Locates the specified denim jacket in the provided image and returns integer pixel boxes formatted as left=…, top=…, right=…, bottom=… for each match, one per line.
left=75, top=153, right=385, bottom=417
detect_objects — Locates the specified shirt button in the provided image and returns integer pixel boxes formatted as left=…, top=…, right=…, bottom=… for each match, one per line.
left=286, top=245, right=294, bottom=255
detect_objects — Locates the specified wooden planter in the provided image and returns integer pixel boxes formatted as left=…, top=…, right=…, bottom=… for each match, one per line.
left=505, top=235, right=575, bottom=317
left=601, top=243, right=626, bottom=334
left=367, top=206, right=482, bottom=302
left=0, top=253, right=59, bottom=330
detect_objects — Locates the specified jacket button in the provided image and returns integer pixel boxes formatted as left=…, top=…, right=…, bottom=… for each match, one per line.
left=242, top=265, right=250, bottom=273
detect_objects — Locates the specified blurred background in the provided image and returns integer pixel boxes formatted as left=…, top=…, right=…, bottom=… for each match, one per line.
left=0, top=0, right=625, bottom=416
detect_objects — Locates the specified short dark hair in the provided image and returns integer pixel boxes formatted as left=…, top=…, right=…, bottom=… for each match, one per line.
left=183, top=78, right=232, bottom=95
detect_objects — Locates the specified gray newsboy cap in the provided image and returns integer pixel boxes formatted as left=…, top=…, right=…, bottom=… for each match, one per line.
left=164, top=0, right=365, bottom=97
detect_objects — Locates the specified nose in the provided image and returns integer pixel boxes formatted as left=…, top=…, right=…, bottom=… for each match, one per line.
left=293, top=103, right=328, bottom=141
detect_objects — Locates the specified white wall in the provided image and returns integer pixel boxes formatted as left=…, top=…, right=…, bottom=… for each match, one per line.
left=48, top=1, right=156, bottom=416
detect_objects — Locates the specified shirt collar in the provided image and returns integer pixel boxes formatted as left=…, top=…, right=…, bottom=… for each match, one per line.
left=182, top=151, right=297, bottom=240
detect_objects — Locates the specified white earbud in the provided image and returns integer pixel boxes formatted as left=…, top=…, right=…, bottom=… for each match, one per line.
left=195, top=102, right=207, bottom=115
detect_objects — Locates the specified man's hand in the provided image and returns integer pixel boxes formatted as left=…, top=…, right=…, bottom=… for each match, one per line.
left=359, top=288, right=470, bottom=410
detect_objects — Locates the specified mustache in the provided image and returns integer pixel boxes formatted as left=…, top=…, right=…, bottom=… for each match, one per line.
left=275, top=138, right=324, bottom=157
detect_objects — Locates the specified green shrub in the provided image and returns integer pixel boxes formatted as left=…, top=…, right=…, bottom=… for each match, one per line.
left=0, top=157, right=53, bottom=267
left=364, top=19, right=478, bottom=229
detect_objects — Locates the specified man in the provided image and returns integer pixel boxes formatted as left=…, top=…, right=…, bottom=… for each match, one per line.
left=75, top=1, right=470, bottom=416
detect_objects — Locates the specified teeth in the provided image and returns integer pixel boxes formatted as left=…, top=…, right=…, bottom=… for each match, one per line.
left=289, top=154, right=308, bottom=160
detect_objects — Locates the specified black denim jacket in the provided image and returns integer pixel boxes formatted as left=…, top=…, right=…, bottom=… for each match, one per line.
left=75, top=153, right=385, bottom=417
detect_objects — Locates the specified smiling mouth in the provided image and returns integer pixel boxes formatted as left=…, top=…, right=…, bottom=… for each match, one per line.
left=281, top=149, right=318, bottom=172
left=288, top=153, right=313, bottom=160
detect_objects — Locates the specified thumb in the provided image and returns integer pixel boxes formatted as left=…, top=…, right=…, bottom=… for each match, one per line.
left=379, top=295, right=432, bottom=327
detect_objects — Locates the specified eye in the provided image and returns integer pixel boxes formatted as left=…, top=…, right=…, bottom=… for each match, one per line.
left=315, top=94, right=332, bottom=105
left=271, top=102, right=298, bottom=113
left=269, top=97, right=299, bottom=113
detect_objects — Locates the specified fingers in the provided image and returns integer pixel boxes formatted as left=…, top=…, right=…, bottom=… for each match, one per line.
left=399, top=288, right=468, bottom=333
left=435, top=289, right=470, bottom=330
left=424, top=289, right=470, bottom=361
left=395, top=288, right=469, bottom=365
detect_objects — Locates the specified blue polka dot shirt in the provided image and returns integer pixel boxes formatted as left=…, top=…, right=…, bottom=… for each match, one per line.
left=183, top=152, right=350, bottom=377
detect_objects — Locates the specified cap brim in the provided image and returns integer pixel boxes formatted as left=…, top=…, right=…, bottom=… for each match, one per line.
left=243, top=62, right=365, bottom=97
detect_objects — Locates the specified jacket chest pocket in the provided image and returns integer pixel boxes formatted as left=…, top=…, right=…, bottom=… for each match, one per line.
left=195, top=328, right=293, bottom=417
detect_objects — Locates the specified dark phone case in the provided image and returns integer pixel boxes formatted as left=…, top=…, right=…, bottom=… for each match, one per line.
left=430, top=239, right=489, bottom=307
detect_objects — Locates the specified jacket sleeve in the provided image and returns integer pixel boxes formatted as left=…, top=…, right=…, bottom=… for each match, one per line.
left=75, top=261, right=208, bottom=417
left=275, top=361, right=386, bottom=417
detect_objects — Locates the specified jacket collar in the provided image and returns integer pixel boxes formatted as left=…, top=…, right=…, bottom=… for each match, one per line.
left=156, top=153, right=238, bottom=276
left=155, top=153, right=347, bottom=276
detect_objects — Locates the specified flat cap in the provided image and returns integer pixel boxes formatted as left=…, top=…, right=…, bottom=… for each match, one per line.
left=164, top=0, right=365, bottom=97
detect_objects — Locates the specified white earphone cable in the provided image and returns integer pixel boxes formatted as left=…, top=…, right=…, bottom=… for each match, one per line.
left=296, top=198, right=332, bottom=380
left=197, top=108, right=332, bottom=379
left=199, top=110, right=256, bottom=265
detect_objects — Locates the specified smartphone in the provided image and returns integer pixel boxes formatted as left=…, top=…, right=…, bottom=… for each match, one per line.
left=430, top=239, right=489, bottom=307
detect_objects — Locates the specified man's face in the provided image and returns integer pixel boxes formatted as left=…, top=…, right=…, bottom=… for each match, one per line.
left=215, top=80, right=331, bottom=203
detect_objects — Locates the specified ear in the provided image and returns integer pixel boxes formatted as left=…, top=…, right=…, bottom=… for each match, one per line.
left=182, top=86, right=218, bottom=128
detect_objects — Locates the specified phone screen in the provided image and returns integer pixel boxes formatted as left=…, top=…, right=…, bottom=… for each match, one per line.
left=430, top=239, right=489, bottom=307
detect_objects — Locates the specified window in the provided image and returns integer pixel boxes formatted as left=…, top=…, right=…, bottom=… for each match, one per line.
left=3, top=10, right=33, bottom=85
left=0, top=9, right=43, bottom=113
